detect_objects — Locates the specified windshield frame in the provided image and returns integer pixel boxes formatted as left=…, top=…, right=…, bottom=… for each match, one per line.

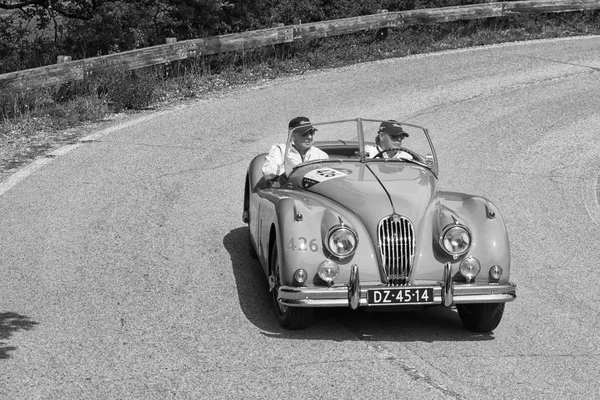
left=283, top=118, right=439, bottom=178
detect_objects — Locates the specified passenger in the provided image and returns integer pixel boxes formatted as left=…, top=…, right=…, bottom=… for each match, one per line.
left=262, top=116, right=329, bottom=180
left=365, top=120, right=413, bottom=160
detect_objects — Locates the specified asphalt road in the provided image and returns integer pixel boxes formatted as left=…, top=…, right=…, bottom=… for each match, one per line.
left=1, top=36, right=599, bottom=399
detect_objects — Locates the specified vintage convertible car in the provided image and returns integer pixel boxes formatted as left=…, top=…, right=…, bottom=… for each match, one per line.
left=243, top=118, right=516, bottom=332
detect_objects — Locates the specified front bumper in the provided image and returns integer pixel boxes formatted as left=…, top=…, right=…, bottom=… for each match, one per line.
left=277, top=263, right=517, bottom=309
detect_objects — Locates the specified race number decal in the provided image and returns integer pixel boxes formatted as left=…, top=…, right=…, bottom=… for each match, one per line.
left=302, top=168, right=350, bottom=188
left=285, top=237, right=319, bottom=252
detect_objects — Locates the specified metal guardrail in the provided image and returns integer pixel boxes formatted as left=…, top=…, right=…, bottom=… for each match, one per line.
left=0, top=0, right=598, bottom=93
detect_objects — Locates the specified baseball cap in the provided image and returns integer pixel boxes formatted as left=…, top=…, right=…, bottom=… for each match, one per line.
left=289, top=116, right=317, bottom=135
left=378, top=120, right=409, bottom=138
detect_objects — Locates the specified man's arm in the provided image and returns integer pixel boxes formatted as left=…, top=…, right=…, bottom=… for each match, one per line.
left=364, top=144, right=377, bottom=158
left=262, top=144, right=285, bottom=180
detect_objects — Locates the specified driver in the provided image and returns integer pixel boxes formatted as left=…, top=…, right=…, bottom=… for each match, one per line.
left=262, top=116, right=329, bottom=181
left=366, top=120, right=413, bottom=160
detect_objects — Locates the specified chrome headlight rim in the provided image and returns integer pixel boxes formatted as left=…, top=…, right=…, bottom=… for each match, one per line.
left=459, top=256, right=481, bottom=283
left=440, top=224, right=472, bottom=257
left=326, top=225, right=358, bottom=259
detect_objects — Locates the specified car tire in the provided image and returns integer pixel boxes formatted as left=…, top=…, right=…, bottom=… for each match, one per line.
left=270, top=244, right=313, bottom=330
left=245, top=179, right=258, bottom=259
left=457, top=303, right=505, bottom=333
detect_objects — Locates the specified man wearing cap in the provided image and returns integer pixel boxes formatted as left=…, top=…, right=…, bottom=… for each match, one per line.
left=262, top=117, right=329, bottom=180
left=366, top=120, right=413, bottom=160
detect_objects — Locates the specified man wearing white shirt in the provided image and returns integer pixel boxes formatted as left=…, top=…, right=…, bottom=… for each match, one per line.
left=262, top=117, right=329, bottom=180
left=365, top=120, right=413, bottom=160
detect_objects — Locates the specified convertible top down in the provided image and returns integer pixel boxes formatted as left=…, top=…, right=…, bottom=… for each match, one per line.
left=243, top=118, right=516, bottom=332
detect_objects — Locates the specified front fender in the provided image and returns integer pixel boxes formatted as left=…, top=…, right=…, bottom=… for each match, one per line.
left=274, top=195, right=382, bottom=288
left=434, top=192, right=511, bottom=283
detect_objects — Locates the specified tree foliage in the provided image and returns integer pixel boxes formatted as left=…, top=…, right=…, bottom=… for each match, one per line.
left=0, top=0, right=529, bottom=73
left=0, top=0, right=118, bottom=20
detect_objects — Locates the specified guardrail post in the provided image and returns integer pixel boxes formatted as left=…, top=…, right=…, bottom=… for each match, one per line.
left=375, top=9, right=389, bottom=41
left=271, top=22, right=289, bottom=59
left=57, top=55, right=72, bottom=64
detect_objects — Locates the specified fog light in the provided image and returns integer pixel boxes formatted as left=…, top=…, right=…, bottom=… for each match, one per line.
left=459, top=256, right=481, bottom=283
left=293, top=269, right=307, bottom=285
left=489, top=265, right=503, bottom=280
left=317, top=260, right=339, bottom=284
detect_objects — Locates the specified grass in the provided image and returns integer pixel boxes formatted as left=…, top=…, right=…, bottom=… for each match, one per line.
left=1, top=12, right=599, bottom=179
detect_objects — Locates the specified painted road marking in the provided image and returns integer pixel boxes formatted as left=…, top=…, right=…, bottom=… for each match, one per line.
left=0, top=113, right=159, bottom=198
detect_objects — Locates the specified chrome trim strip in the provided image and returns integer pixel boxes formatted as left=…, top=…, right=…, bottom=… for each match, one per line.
left=277, top=282, right=516, bottom=308
left=443, top=262, right=453, bottom=307
left=452, top=294, right=516, bottom=304
left=348, top=264, right=360, bottom=310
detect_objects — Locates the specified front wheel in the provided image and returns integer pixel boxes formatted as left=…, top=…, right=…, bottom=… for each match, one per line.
left=244, top=178, right=258, bottom=259
left=270, top=244, right=313, bottom=329
left=457, top=303, right=505, bottom=333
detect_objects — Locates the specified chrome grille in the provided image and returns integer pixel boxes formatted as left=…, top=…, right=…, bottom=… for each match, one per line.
left=377, top=215, right=415, bottom=285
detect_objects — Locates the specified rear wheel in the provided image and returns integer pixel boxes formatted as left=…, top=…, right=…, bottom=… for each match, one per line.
left=457, top=303, right=505, bottom=333
left=270, top=244, right=313, bottom=329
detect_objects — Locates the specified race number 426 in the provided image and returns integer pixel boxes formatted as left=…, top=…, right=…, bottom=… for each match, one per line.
left=285, top=237, right=319, bottom=252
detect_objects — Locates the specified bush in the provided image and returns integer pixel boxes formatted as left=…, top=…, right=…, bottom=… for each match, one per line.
left=0, top=15, right=32, bottom=73
left=97, top=69, right=157, bottom=110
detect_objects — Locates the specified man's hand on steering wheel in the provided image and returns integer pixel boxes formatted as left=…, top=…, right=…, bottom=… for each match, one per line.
left=373, top=148, right=406, bottom=159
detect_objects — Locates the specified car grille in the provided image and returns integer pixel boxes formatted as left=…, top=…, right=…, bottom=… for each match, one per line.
left=377, top=215, right=415, bottom=285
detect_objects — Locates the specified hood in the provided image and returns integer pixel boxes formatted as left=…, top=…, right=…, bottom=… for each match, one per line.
left=290, top=162, right=437, bottom=229
left=366, top=162, right=437, bottom=224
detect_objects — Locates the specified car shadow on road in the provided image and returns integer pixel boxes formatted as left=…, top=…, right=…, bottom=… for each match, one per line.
left=224, top=227, right=495, bottom=342
left=0, top=312, right=38, bottom=359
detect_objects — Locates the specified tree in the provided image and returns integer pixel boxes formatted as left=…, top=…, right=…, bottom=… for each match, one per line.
left=0, top=0, right=119, bottom=20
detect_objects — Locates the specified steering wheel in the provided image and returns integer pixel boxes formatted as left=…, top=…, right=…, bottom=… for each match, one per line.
left=373, top=147, right=421, bottom=162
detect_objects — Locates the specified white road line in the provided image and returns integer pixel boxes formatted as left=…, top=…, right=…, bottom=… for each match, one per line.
left=2, top=36, right=600, bottom=200
left=0, top=113, right=159, bottom=198
left=0, top=156, right=54, bottom=197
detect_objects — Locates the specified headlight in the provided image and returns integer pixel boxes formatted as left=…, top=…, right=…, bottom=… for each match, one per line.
left=459, top=256, right=481, bottom=283
left=318, top=260, right=339, bottom=284
left=327, top=226, right=358, bottom=258
left=441, top=225, right=471, bottom=256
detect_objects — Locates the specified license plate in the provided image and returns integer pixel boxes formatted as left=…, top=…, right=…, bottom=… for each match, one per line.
left=367, top=288, right=434, bottom=305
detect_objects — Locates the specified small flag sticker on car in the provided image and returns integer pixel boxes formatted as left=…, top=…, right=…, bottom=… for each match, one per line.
left=302, top=167, right=350, bottom=188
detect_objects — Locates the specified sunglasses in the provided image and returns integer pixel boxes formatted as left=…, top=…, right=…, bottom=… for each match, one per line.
left=297, top=130, right=316, bottom=137
left=388, top=135, right=404, bottom=141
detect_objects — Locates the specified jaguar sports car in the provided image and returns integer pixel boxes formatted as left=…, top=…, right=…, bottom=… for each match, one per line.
left=243, top=118, right=516, bottom=332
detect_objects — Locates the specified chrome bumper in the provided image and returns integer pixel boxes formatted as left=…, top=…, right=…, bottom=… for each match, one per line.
left=278, top=263, right=517, bottom=309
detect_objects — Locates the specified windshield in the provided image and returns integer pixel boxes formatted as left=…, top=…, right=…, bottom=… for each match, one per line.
left=283, top=118, right=438, bottom=177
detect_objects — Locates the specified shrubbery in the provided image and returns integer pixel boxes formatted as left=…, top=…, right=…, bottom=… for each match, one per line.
left=0, top=1, right=599, bottom=144
left=0, top=0, right=534, bottom=74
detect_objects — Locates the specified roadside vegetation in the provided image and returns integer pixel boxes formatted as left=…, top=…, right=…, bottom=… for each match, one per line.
left=0, top=0, right=599, bottom=176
